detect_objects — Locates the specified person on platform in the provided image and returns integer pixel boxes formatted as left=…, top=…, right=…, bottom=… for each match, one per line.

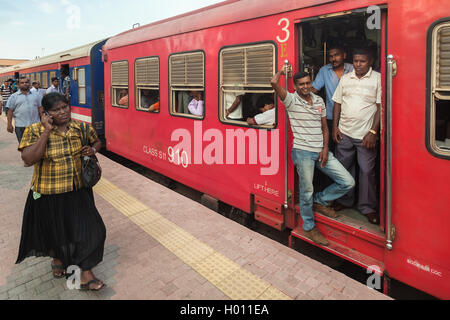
left=16, top=92, right=106, bottom=291
left=6, top=77, right=42, bottom=143
left=46, top=77, right=63, bottom=94
left=271, top=68, right=354, bottom=246
left=30, top=81, right=46, bottom=99
left=0, top=79, right=14, bottom=116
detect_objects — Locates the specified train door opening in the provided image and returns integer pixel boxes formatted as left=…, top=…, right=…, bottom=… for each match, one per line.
left=295, top=8, right=386, bottom=235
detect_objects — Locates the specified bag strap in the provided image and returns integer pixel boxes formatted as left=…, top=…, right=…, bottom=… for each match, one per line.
left=81, top=122, right=90, bottom=146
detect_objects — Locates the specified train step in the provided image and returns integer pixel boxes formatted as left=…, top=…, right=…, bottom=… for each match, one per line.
left=291, top=205, right=385, bottom=274
left=289, top=227, right=385, bottom=275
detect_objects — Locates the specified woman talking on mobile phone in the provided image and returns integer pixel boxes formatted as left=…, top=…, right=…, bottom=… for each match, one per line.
left=15, top=92, right=106, bottom=291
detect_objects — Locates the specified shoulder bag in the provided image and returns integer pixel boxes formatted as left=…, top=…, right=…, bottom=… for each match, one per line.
left=81, top=123, right=102, bottom=188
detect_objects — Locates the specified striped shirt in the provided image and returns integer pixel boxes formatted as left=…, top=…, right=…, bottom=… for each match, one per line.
left=0, top=84, right=13, bottom=103
left=18, top=120, right=98, bottom=195
left=283, top=91, right=326, bottom=153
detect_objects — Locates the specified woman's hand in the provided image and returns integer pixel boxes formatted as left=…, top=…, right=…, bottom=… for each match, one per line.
left=81, top=146, right=96, bottom=157
left=41, top=113, right=53, bottom=132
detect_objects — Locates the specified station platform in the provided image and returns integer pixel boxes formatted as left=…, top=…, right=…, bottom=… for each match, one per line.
left=0, top=114, right=391, bottom=300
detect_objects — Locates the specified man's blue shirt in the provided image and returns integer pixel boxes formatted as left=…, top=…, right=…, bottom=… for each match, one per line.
left=6, top=90, right=42, bottom=127
left=312, top=63, right=353, bottom=120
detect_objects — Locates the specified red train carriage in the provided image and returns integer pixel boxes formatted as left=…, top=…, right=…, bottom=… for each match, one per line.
left=103, top=0, right=447, bottom=299
left=0, top=40, right=107, bottom=134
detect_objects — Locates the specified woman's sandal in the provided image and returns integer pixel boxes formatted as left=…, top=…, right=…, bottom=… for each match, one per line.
left=51, top=262, right=66, bottom=279
left=80, top=278, right=106, bottom=291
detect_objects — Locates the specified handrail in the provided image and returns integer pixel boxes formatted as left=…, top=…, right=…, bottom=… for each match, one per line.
left=284, top=60, right=290, bottom=209
left=386, top=54, right=396, bottom=251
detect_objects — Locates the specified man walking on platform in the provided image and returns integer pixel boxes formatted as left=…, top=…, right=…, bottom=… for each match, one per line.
left=30, top=81, right=46, bottom=99
left=6, top=77, right=42, bottom=143
left=271, top=68, right=354, bottom=246
left=46, top=77, right=63, bottom=95
left=0, top=79, right=14, bottom=116
left=332, top=48, right=382, bottom=225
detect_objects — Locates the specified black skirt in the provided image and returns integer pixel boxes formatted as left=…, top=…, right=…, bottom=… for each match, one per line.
left=16, top=187, right=106, bottom=271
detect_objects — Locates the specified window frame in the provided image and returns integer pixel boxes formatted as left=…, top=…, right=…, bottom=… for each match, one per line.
left=168, top=50, right=206, bottom=120
left=218, top=41, right=278, bottom=129
left=110, top=60, right=129, bottom=109
left=42, top=72, right=48, bottom=89
left=36, top=72, right=41, bottom=86
left=134, top=56, right=160, bottom=113
left=49, top=71, right=56, bottom=82
left=426, top=18, right=450, bottom=160
left=77, top=67, right=87, bottom=105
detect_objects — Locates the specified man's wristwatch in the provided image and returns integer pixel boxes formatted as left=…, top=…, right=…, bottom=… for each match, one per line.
left=369, top=129, right=377, bottom=135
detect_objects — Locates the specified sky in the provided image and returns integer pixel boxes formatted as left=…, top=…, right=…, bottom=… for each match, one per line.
left=0, top=0, right=224, bottom=60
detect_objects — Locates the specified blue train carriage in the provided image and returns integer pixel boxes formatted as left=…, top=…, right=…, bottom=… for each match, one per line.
left=1, top=39, right=107, bottom=135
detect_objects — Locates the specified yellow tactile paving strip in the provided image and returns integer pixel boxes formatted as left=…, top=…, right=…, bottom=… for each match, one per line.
left=94, top=178, right=292, bottom=300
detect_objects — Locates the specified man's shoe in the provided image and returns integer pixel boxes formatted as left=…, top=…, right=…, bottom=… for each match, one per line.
left=333, top=202, right=352, bottom=212
left=303, top=227, right=329, bottom=246
left=366, top=212, right=380, bottom=225
left=313, top=203, right=339, bottom=218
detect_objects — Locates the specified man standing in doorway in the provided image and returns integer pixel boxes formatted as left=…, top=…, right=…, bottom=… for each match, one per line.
left=332, top=48, right=382, bottom=224
left=312, top=45, right=353, bottom=152
left=271, top=68, right=355, bottom=246
left=6, top=77, right=42, bottom=143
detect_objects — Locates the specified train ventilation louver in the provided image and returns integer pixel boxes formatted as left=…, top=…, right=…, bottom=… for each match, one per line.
left=438, top=26, right=450, bottom=89
left=136, top=57, right=159, bottom=87
left=222, top=44, right=274, bottom=87
left=170, top=52, right=204, bottom=87
left=111, top=61, right=129, bottom=86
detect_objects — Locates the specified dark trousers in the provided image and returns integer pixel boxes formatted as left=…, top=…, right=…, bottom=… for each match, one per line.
left=15, top=127, right=26, bottom=143
left=327, top=119, right=335, bottom=154
left=335, top=133, right=377, bottom=215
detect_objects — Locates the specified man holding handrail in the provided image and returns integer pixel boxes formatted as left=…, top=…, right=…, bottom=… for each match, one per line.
left=271, top=67, right=355, bottom=246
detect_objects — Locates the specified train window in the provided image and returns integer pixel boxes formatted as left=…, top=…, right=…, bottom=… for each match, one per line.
left=77, top=68, right=86, bottom=104
left=111, top=61, right=129, bottom=108
left=30, top=73, right=35, bottom=83
left=36, top=73, right=41, bottom=86
left=135, top=57, right=160, bottom=113
left=169, top=51, right=205, bottom=119
left=42, top=72, right=48, bottom=89
left=219, top=43, right=276, bottom=128
left=49, top=71, right=56, bottom=81
left=429, top=22, right=450, bottom=157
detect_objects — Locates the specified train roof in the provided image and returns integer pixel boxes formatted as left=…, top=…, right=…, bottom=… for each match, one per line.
left=105, top=0, right=336, bottom=50
left=0, top=39, right=106, bottom=74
